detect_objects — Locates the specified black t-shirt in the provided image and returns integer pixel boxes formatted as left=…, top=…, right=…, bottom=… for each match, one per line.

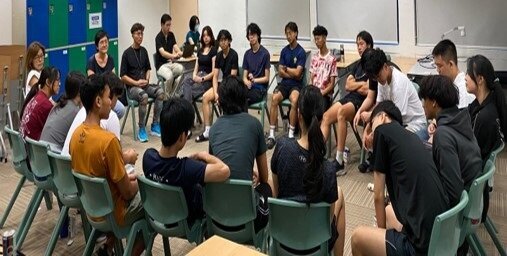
left=271, top=136, right=338, bottom=204
left=372, top=122, right=449, bottom=255
left=87, top=54, right=115, bottom=75
left=215, top=48, right=239, bottom=78
left=197, top=47, right=217, bottom=74
left=142, top=148, right=206, bottom=222
left=120, top=46, right=151, bottom=82
left=155, top=31, right=177, bottom=70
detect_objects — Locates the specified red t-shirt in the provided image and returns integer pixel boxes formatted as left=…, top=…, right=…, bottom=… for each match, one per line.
left=20, top=90, right=53, bottom=140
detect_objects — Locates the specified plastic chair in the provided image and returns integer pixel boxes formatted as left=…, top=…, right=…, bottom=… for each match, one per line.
left=72, top=170, right=151, bottom=256
left=0, top=126, right=36, bottom=229
left=267, top=198, right=332, bottom=256
left=458, top=159, right=496, bottom=255
left=137, top=176, right=205, bottom=255
left=120, top=84, right=154, bottom=140
left=427, top=191, right=469, bottom=256
left=203, top=179, right=266, bottom=251
left=46, top=151, right=91, bottom=256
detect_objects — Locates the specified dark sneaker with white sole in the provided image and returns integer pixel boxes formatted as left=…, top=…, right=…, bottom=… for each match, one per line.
left=266, top=137, right=276, bottom=150
left=330, top=159, right=347, bottom=176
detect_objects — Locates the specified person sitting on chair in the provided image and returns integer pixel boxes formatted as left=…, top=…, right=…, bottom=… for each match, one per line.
left=266, top=21, right=307, bottom=149
left=271, top=86, right=346, bottom=256
left=143, top=97, right=229, bottom=225
left=121, top=22, right=164, bottom=142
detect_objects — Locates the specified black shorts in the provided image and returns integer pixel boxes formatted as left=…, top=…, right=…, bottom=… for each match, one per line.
left=247, top=87, right=267, bottom=105
left=274, top=84, right=300, bottom=100
left=323, top=96, right=333, bottom=110
left=385, top=229, right=416, bottom=256
left=338, top=92, right=365, bottom=112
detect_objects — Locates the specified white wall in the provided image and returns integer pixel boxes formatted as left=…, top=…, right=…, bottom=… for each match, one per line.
left=11, top=0, right=26, bottom=45
left=118, top=0, right=170, bottom=82
left=199, top=0, right=507, bottom=67
left=0, top=0, right=13, bottom=45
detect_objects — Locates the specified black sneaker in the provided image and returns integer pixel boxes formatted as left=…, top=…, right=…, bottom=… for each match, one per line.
left=195, top=134, right=209, bottom=143
left=330, top=159, right=347, bottom=176
left=266, top=137, right=276, bottom=150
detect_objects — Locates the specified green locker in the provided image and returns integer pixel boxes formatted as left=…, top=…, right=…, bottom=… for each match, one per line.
left=86, top=0, right=103, bottom=42
left=49, top=0, right=69, bottom=48
left=108, top=39, right=119, bottom=73
left=69, top=46, right=88, bottom=75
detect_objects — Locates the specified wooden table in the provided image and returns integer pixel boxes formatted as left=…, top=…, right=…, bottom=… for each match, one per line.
left=336, top=51, right=361, bottom=69
left=187, top=235, right=266, bottom=256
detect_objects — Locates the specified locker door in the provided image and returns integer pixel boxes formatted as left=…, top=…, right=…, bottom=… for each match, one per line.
left=108, top=40, right=119, bottom=73
left=49, top=0, right=69, bottom=48
left=48, top=49, right=69, bottom=101
left=102, top=0, right=118, bottom=38
left=86, top=44, right=97, bottom=62
left=68, top=0, right=87, bottom=45
left=69, top=46, right=87, bottom=75
left=27, top=0, right=49, bottom=47
left=86, top=0, right=103, bottom=42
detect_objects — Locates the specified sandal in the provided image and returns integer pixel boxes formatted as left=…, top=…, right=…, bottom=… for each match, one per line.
left=195, top=134, right=209, bottom=143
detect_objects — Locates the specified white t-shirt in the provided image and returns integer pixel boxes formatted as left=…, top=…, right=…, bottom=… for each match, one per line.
left=454, top=72, right=475, bottom=109
left=61, top=107, right=121, bottom=156
left=377, top=67, right=427, bottom=130
left=25, top=69, right=40, bottom=97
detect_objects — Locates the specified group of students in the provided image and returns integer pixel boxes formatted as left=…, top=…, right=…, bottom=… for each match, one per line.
left=17, top=12, right=507, bottom=256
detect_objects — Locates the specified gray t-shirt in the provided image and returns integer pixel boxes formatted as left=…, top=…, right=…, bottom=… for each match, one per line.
left=209, top=112, right=267, bottom=180
left=40, top=100, right=80, bottom=151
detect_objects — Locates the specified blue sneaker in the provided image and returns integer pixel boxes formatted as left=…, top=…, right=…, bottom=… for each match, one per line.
left=151, top=123, right=161, bottom=137
left=138, top=127, right=148, bottom=142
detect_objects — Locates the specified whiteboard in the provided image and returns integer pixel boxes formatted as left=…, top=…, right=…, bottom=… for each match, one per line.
left=416, top=0, right=507, bottom=48
left=246, top=0, right=311, bottom=41
left=316, top=0, right=399, bottom=45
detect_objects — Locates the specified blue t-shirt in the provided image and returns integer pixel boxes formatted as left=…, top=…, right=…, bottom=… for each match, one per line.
left=242, top=45, right=271, bottom=90
left=186, top=31, right=200, bottom=45
left=142, top=148, right=206, bottom=222
left=279, top=44, right=306, bottom=87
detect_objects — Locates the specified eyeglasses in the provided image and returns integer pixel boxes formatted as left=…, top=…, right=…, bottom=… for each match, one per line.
left=34, top=54, right=44, bottom=61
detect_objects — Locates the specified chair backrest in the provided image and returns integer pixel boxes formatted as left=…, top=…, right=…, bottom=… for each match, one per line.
left=459, top=159, right=495, bottom=243
left=488, top=141, right=505, bottom=162
left=427, top=191, right=469, bottom=256
left=268, top=198, right=331, bottom=254
left=72, top=170, right=115, bottom=225
left=47, top=150, right=77, bottom=198
left=137, top=175, right=189, bottom=227
left=4, top=125, right=30, bottom=177
left=25, top=137, right=52, bottom=179
left=203, top=179, right=257, bottom=243
left=412, top=81, right=420, bottom=94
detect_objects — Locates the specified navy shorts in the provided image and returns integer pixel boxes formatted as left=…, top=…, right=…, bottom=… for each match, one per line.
left=385, top=229, right=416, bottom=256
left=274, top=83, right=300, bottom=100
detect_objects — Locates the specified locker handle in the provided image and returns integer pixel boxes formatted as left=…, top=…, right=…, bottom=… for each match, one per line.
left=27, top=7, right=33, bottom=16
left=69, top=4, right=74, bottom=12
left=49, top=5, right=54, bottom=15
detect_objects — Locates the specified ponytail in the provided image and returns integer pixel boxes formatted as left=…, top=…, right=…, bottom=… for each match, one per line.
left=298, top=86, right=326, bottom=204
left=57, top=71, right=85, bottom=108
left=21, top=66, right=60, bottom=118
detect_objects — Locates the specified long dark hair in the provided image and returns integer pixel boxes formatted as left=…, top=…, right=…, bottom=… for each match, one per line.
left=200, top=26, right=215, bottom=52
left=21, top=66, right=60, bottom=118
left=57, top=71, right=86, bottom=108
left=298, top=86, right=326, bottom=203
left=467, top=55, right=507, bottom=137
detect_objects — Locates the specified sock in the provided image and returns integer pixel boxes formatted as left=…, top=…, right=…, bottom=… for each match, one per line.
left=203, top=126, right=211, bottom=137
left=269, top=125, right=275, bottom=138
left=288, top=125, right=295, bottom=138
left=335, top=151, right=343, bottom=165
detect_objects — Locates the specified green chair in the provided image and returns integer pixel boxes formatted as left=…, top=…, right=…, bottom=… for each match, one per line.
left=427, top=191, right=469, bottom=256
left=17, top=137, right=56, bottom=250
left=137, top=176, right=205, bottom=255
left=458, top=159, right=496, bottom=255
left=72, top=171, right=151, bottom=256
left=0, top=126, right=36, bottom=229
left=203, top=179, right=266, bottom=251
left=46, top=151, right=91, bottom=256
left=241, top=67, right=270, bottom=131
left=120, top=84, right=155, bottom=141
left=267, top=198, right=332, bottom=256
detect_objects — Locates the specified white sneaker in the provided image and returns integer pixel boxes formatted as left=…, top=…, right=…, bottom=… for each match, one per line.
left=367, top=182, right=374, bottom=192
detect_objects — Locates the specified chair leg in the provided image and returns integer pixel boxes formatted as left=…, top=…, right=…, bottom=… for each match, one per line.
left=115, top=238, right=124, bottom=255
left=43, top=190, right=53, bottom=210
left=79, top=208, right=92, bottom=241
left=145, top=102, right=153, bottom=127
left=0, top=176, right=25, bottom=228
left=163, top=236, right=171, bottom=256
left=121, top=106, right=131, bottom=134
left=16, top=188, right=44, bottom=250
left=144, top=233, right=157, bottom=256
left=15, top=188, right=42, bottom=242
left=83, top=228, right=98, bottom=256
left=131, top=106, right=137, bottom=141
left=484, top=217, right=506, bottom=255
left=193, top=101, right=203, bottom=125
left=260, top=106, right=265, bottom=131
left=44, top=206, right=69, bottom=256
left=467, top=233, right=487, bottom=256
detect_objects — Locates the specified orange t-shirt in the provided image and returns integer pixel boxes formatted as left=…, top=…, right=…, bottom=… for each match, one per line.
left=69, top=123, right=127, bottom=225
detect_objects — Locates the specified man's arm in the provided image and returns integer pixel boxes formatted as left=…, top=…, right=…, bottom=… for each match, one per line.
left=117, top=173, right=139, bottom=201
left=345, top=74, right=368, bottom=94
left=190, top=151, right=230, bottom=182
left=321, top=76, right=336, bottom=96
left=373, top=171, right=387, bottom=228
left=256, top=152, right=269, bottom=184
left=354, top=89, right=376, bottom=128
left=253, top=68, right=270, bottom=85
left=434, top=132, right=464, bottom=205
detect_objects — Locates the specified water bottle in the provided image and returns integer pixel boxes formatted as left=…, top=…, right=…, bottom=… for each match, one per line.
left=343, top=146, right=350, bottom=164
left=340, top=44, right=345, bottom=63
